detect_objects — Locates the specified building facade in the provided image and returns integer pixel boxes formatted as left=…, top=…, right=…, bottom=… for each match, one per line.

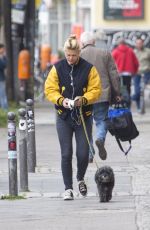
left=38, top=0, right=150, bottom=53
left=91, top=0, right=150, bottom=49
left=38, top=0, right=92, bottom=54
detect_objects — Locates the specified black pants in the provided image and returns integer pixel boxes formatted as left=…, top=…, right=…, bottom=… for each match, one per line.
left=56, top=114, right=92, bottom=190
left=120, top=75, right=132, bottom=107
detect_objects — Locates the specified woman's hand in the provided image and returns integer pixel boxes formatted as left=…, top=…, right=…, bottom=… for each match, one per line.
left=62, top=98, right=69, bottom=108
left=74, top=96, right=87, bottom=107
left=115, top=96, right=122, bottom=102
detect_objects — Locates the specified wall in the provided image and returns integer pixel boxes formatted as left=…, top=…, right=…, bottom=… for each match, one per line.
left=91, top=0, right=150, bottom=30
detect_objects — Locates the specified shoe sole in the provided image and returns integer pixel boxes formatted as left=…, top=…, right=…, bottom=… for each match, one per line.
left=64, top=197, right=74, bottom=200
left=95, top=140, right=107, bottom=160
left=80, top=193, right=87, bottom=197
left=63, top=190, right=74, bottom=200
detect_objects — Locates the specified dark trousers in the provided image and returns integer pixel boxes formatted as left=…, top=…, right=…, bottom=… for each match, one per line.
left=131, top=74, right=141, bottom=109
left=121, top=75, right=131, bottom=96
left=120, top=75, right=132, bottom=107
left=56, top=114, right=92, bottom=190
left=131, top=72, right=150, bottom=109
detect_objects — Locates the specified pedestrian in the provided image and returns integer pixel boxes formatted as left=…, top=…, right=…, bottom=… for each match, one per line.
left=112, top=37, right=139, bottom=107
left=0, top=44, right=8, bottom=110
left=80, top=31, right=121, bottom=163
left=131, top=38, right=150, bottom=111
left=44, top=34, right=101, bottom=200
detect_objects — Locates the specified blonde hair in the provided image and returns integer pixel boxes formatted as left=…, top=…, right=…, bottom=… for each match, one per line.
left=64, top=34, right=80, bottom=51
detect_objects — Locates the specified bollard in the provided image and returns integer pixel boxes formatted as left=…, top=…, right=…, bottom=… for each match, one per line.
left=8, top=112, right=18, bottom=196
left=18, top=108, right=28, bottom=191
left=26, top=99, right=36, bottom=172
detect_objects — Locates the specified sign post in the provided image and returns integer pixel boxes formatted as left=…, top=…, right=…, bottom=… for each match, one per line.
left=8, top=112, right=18, bottom=196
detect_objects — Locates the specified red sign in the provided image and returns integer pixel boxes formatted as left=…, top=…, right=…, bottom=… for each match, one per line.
left=104, top=0, right=144, bottom=20
left=9, top=141, right=16, bottom=150
left=71, top=24, right=84, bottom=40
left=123, top=0, right=144, bottom=17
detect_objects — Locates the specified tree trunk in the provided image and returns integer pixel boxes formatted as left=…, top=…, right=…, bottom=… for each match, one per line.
left=1, top=0, right=14, bottom=101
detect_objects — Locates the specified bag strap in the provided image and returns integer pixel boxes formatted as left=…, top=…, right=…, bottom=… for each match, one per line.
left=115, top=137, right=132, bottom=155
left=113, top=101, right=128, bottom=109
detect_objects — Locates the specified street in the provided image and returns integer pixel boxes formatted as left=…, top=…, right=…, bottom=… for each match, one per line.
left=0, top=101, right=150, bottom=229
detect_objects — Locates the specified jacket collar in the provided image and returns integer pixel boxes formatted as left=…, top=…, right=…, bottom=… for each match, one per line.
left=81, top=44, right=95, bottom=49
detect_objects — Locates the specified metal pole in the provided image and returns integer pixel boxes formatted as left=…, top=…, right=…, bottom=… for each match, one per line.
left=19, top=80, right=27, bottom=103
left=8, top=112, right=18, bottom=196
left=18, top=108, right=28, bottom=191
left=26, top=98, right=36, bottom=172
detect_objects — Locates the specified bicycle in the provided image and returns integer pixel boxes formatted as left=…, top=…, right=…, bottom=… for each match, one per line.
left=34, top=64, right=52, bottom=102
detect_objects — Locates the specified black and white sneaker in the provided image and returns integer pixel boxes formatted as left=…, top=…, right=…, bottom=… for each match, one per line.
left=63, top=189, right=74, bottom=200
left=78, top=181, right=87, bottom=197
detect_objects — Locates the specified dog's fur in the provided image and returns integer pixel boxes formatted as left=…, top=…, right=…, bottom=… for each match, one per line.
left=95, top=166, right=115, bottom=202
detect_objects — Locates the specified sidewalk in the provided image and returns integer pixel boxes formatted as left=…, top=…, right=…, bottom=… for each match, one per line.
left=0, top=99, right=150, bottom=229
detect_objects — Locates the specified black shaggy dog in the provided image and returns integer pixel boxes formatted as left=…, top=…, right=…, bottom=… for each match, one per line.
left=95, top=166, right=115, bottom=202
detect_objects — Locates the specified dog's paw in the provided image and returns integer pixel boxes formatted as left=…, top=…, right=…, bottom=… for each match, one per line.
left=100, top=194, right=109, bottom=202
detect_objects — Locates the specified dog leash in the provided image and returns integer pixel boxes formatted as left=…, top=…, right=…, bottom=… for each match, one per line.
left=79, top=106, right=99, bottom=169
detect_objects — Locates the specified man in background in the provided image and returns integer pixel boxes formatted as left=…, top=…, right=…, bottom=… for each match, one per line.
left=112, top=38, right=139, bottom=107
left=80, top=31, right=120, bottom=162
left=0, top=44, right=8, bottom=110
left=131, top=38, right=150, bottom=112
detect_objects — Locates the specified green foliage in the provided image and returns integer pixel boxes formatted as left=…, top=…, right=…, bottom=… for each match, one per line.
left=57, top=49, right=65, bottom=59
left=0, top=101, right=20, bottom=127
left=0, top=109, right=7, bottom=127
left=0, top=195, right=26, bottom=200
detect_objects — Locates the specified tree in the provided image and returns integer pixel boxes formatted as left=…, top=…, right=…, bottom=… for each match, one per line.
left=1, top=0, right=35, bottom=102
left=1, top=0, right=14, bottom=100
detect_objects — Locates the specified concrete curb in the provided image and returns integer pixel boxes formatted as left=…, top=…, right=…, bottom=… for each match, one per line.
left=1, top=191, right=149, bottom=200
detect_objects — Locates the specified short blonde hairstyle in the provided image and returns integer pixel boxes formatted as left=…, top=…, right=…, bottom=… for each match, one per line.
left=64, top=34, right=80, bottom=51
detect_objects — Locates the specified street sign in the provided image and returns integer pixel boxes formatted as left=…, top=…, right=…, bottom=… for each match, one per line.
left=11, top=3, right=26, bottom=25
left=11, top=8, right=25, bottom=24
left=104, top=0, right=144, bottom=20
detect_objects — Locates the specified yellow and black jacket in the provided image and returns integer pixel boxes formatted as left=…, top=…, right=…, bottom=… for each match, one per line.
left=44, top=57, right=101, bottom=119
